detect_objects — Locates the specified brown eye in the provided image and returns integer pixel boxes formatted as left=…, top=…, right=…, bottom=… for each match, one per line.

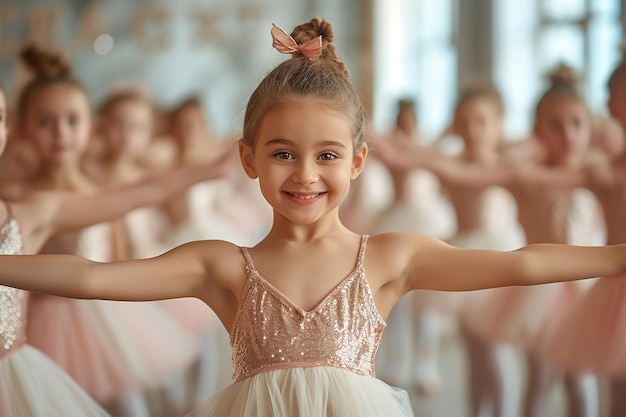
left=69, top=115, right=80, bottom=127
left=40, top=117, right=53, bottom=128
left=319, top=152, right=338, bottom=161
left=274, top=151, right=293, bottom=160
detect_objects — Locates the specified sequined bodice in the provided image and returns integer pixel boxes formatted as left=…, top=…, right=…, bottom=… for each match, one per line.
left=230, top=236, right=385, bottom=383
left=0, top=215, right=26, bottom=358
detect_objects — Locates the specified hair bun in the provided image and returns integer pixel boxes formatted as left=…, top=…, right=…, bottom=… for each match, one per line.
left=290, top=18, right=349, bottom=77
left=291, top=18, right=334, bottom=45
left=547, top=63, right=582, bottom=89
left=19, top=43, right=71, bottom=79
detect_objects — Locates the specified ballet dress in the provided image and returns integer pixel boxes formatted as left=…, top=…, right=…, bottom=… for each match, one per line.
left=0, top=207, right=110, bottom=416
left=26, top=222, right=199, bottom=403
left=186, top=235, right=415, bottom=417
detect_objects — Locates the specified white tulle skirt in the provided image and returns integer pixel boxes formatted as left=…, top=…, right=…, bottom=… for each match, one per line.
left=0, top=345, right=109, bottom=417
left=186, top=367, right=415, bottom=417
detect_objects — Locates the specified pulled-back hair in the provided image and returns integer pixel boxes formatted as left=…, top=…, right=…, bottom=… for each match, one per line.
left=535, top=63, right=584, bottom=119
left=171, top=96, right=202, bottom=116
left=456, top=83, right=504, bottom=116
left=397, top=98, right=417, bottom=115
left=242, top=18, right=367, bottom=150
left=17, top=44, right=86, bottom=118
left=98, top=88, right=152, bottom=118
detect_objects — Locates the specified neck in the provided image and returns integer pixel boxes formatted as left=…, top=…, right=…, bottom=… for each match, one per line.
left=40, top=158, right=84, bottom=189
left=104, top=150, right=135, bottom=166
left=462, top=148, right=499, bottom=166
left=267, top=209, right=353, bottom=243
left=103, top=153, right=136, bottom=174
left=547, top=154, right=581, bottom=169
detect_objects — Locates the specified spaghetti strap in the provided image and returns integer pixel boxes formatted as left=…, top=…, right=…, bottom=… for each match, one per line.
left=0, top=201, right=13, bottom=230
left=356, top=235, right=369, bottom=270
left=239, top=247, right=256, bottom=275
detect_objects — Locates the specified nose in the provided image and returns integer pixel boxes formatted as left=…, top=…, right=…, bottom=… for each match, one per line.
left=291, top=159, right=319, bottom=185
left=53, top=121, right=71, bottom=147
left=562, top=126, right=580, bottom=151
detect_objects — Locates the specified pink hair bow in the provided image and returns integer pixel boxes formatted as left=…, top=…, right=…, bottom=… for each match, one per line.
left=271, top=23, right=322, bottom=58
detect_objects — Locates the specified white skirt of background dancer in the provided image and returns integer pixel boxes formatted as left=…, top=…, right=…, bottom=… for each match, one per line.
left=158, top=173, right=273, bottom=400
left=164, top=172, right=272, bottom=249
left=461, top=188, right=605, bottom=350
left=0, top=216, right=109, bottom=417
left=123, top=206, right=218, bottom=336
left=341, top=158, right=399, bottom=234
left=27, top=223, right=199, bottom=405
left=456, top=186, right=526, bottom=330
left=410, top=186, right=525, bottom=319
left=371, top=169, right=456, bottom=387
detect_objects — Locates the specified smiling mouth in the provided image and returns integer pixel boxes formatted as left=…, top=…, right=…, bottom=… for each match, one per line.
left=284, top=191, right=326, bottom=201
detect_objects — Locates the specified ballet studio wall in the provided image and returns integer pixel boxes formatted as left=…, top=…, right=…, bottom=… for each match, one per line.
left=0, top=0, right=364, bottom=135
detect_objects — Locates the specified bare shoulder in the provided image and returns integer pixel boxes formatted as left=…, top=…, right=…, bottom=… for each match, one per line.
left=365, top=232, right=446, bottom=283
left=174, top=238, right=244, bottom=264
left=171, top=239, right=250, bottom=321
left=173, top=239, right=248, bottom=286
left=363, top=232, right=451, bottom=316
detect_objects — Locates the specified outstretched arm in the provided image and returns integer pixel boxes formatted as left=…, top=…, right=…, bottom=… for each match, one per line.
left=373, top=138, right=514, bottom=188
left=0, top=240, right=235, bottom=302
left=384, top=233, right=626, bottom=294
left=43, top=145, right=237, bottom=235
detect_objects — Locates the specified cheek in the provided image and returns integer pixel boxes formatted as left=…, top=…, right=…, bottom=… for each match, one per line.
left=134, top=131, right=152, bottom=150
left=32, top=130, right=52, bottom=152
left=0, top=126, right=7, bottom=154
left=332, top=164, right=354, bottom=187
left=73, top=127, right=92, bottom=154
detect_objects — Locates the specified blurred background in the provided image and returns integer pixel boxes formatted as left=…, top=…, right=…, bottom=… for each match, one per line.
left=1, top=2, right=624, bottom=417
left=0, top=0, right=622, bottom=140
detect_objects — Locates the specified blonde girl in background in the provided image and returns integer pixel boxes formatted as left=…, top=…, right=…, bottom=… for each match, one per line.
left=11, top=45, right=232, bottom=417
left=535, top=53, right=626, bottom=417
left=0, top=72, right=231, bottom=417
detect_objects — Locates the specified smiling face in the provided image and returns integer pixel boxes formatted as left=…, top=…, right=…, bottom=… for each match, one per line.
left=239, top=100, right=367, bottom=227
left=534, top=94, right=591, bottom=167
left=20, top=83, right=91, bottom=164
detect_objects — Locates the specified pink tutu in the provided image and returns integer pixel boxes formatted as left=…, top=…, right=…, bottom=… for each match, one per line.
left=161, top=298, right=218, bottom=336
left=536, top=274, right=626, bottom=377
left=27, top=294, right=199, bottom=403
left=462, top=282, right=582, bottom=350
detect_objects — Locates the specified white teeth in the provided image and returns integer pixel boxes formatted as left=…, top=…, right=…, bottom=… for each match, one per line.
left=289, top=192, right=321, bottom=200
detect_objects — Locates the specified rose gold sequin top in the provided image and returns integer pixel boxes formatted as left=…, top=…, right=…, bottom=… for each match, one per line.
left=230, top=235, right=386, bottom=383
left=0, top=205, right=26, bottom=359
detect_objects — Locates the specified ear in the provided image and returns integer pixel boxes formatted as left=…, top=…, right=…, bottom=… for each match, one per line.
left=350, top=143, right=368, bottom=180
left=238, top=139, right=258, bottom=179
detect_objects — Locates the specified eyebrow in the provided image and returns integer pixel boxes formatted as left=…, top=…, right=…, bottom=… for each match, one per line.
left=265, top=138, right=347, bottom=148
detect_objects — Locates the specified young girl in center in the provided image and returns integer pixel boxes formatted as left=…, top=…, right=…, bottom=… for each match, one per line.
left=0, top=18, right=624, bottom=417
